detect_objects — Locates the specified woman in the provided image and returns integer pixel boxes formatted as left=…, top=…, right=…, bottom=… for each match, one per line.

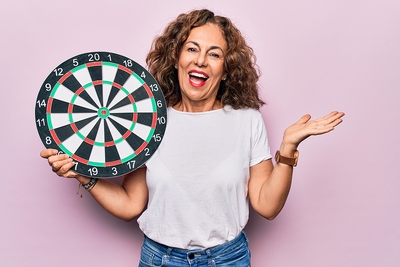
left=41, top=9, right=344, bottom=267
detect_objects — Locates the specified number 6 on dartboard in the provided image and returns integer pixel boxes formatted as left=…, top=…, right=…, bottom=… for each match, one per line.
left=35, top=51, right=167, bottom=178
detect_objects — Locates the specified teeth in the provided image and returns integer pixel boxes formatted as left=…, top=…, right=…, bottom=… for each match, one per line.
left=189, top=72, right=208, bottom=79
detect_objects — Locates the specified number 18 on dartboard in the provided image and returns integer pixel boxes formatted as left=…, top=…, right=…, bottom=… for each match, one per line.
left=35, top=52, right=167, bottom=178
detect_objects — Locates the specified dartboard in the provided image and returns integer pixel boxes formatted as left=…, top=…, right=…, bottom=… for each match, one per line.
left=35, top=51, right=167, bottom=178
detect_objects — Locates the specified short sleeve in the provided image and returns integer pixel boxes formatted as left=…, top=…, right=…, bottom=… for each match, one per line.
left=250, top=111, right=272, bottom=166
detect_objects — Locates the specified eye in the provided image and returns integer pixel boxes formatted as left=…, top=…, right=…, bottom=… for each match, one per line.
left=209, top=52, right=222, bottom=59
left=188, top=47, right=197, bottom=53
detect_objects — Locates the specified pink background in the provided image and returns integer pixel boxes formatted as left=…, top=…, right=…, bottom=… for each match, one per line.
left=1, top=0, right=399, bottom=266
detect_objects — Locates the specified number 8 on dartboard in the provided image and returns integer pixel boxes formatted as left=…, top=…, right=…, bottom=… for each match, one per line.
left=35, top=51, right=167, bottom=178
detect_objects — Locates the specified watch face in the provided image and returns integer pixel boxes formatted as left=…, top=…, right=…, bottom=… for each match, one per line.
left=35, top=52, right=167, bottom=178
left=275, top=150, right=280, bottom=162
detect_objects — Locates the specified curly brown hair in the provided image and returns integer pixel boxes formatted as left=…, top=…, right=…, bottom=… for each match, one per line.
left=146, top=9, right=264, bottom=110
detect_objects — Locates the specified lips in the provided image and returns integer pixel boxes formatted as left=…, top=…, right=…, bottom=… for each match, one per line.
left=188, top=70, right=208, bottom=87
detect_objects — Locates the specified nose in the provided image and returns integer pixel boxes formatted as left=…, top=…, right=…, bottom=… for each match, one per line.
left=195, top=51, right=208, bottom=67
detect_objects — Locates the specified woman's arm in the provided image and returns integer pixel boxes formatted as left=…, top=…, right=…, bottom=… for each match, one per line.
left=248, top=111, right=344, bottom=220
left=40, top=149, right=148, bottom=221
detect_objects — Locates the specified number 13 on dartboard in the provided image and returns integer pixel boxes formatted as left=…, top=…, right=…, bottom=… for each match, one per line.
left=35, top=51, right=167, bottom=178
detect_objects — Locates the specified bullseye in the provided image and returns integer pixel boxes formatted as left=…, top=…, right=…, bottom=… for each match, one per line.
left=98, top=107, right=110, bottom=119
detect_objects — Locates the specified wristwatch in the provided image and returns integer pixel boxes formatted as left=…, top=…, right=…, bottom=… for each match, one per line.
left=274, top=150, right=299, bottom=167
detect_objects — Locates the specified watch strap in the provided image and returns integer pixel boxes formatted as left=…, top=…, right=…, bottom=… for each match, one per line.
left=274, top=150, right=299, bottom=167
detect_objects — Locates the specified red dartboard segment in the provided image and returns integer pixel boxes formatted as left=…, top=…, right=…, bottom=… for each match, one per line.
left=136, top=142, right=148, bottom=155
left=70, top=123, right=79, bottom=133
left=112, top=82, right=122, bottom=89
left=93, top=80, right=102, bottom=86
left=118, top=65, right=133, bottom=75
left=58, top=71, right=72, bottom=84
left=46, top=97, right=54, bottom=114
left=35, top=51, right=167, bottom=178
left=67, top=103, right=74, bottom=114
left=151, top=113, right=157, bottom=128
left=86, top=62, right=102, bottom=67
left=104, top=141, right=115, bottom=147
left=75, top=87, right=85, bottom=95
left=143, top=84, right=154, bottom=97
left=105, top=159, right=122, bottom=167
left=72, top=154, right=89, bottom=165
left=49, top=129, right=62, bottom=145
left=123, top=131, right=132, bottom=139
left=84, top=137, right=95, bottom=145
left=128, top=94, right=135, bottom=103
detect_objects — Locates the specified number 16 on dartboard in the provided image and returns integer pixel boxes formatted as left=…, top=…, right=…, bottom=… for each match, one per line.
left=35, top=52, right=167, bottom=178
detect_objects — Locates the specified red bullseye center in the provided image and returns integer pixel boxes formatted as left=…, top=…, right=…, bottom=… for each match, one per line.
left=98, top=107, right=110, bottom=119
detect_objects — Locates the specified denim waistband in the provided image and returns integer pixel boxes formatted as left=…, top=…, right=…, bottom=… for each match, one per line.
left=143, top=231, right=248, bottom=258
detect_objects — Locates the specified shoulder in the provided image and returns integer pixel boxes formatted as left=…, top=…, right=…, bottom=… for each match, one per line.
left=224, top=106, right=263, bottom=120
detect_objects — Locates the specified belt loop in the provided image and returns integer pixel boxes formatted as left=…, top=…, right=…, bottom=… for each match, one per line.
left=166, top=247, right=173, bottom=256
left=206, top=249, right=216, bottom=267
left=162, top=247, right=173, bottom=264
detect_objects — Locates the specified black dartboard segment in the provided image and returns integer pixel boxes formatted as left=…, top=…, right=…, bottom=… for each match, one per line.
left=35, top=52, right=167, bottom=178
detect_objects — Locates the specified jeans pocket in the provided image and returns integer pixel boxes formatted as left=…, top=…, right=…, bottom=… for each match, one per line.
left=213, top=242, right=251, bottom=266
left=139, top=246, right=164, bottom=267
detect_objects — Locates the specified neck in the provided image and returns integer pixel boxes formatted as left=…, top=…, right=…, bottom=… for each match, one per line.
left=174, top=99, right=222, bottom=112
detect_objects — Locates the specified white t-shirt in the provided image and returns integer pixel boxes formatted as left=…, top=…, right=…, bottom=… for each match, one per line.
left=137, top=106, right=271, bottom=249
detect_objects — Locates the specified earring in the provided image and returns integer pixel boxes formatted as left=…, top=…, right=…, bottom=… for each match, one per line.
left=174, top=64, right=178, bottom=69
left=222, top=76, right=227, bottom=81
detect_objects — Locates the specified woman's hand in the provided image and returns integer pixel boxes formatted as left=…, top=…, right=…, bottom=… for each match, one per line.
left=282, top=111, right=345, bottom=149
left=40, top=149, right=80, bottom=179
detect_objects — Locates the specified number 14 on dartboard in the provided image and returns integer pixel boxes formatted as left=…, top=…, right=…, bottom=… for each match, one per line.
left=35, top=51, right=167, bottom=178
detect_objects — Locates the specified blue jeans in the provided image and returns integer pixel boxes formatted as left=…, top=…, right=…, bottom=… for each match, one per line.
left=138, top=232, right=251, bottom=267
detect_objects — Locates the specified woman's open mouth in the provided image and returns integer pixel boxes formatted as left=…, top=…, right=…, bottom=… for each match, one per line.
left=188, top=70, right=208, bottom=87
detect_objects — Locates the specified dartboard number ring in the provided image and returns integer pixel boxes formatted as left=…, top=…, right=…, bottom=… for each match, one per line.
left=35, top=52, right=167, bottom=178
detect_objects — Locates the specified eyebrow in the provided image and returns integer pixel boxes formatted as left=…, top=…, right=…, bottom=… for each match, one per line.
left=187, top=41, right=225, bottom=53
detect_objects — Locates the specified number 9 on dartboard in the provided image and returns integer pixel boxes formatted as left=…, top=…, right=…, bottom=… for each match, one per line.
left=35, top=51, right=167, bottom=178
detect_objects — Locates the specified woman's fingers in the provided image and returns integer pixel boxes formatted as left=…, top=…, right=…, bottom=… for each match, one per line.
left=40, top=148, right=77, bottom=178
left=283, top=111, right=345, bottom=147
left=40, top=148, right=58, bottom=159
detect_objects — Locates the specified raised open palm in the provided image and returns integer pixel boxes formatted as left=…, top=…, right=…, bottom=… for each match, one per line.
left=283, top=111, right=345, bottom=148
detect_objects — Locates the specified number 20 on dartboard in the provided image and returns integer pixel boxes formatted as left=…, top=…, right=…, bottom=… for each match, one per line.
left=35, top=52, right=167, bottom=178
